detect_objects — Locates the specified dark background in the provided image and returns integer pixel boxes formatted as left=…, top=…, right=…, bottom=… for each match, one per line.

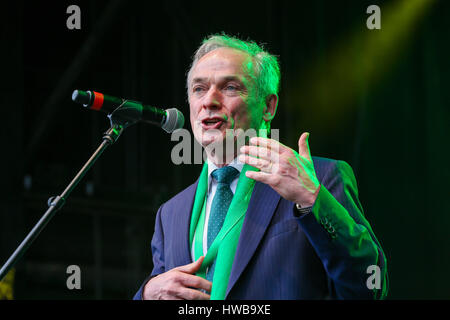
left=1, top=0, right=449, bottom=299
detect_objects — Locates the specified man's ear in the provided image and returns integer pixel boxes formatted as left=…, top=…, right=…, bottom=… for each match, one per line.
left=262, top=94, right=278, bottom=122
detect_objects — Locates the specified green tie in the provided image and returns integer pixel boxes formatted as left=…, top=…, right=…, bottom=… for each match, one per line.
left=206, top=166, right=239, bottom=281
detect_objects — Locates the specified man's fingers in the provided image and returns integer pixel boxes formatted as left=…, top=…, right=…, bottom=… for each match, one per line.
left=249, top=137, right=286, bottom=153
left=177, top=288, right=211, bottom=300
left=240, top=145, right=280, bottom=164
left=245, top=170, right=273, bottom=185
left=238, top=154, right=272, bottom=172
left=298, top=132, right=312, bottom=161
left=175, top=256, right=204, bottom=274
left=180, top=274, right=212, bottom=292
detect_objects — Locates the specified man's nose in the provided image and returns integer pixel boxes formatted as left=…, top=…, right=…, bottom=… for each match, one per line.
left=202, top=87, right=221, bottom=110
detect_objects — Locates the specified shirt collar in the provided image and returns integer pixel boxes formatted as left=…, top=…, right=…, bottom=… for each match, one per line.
left=207, top=158, right=243, bottom=191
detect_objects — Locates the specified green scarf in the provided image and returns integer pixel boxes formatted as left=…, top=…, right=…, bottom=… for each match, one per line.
left=189, top=162, right=257, bottom=300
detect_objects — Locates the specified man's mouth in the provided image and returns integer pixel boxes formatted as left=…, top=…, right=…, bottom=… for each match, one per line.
left=201, top=117, right=226, bottom=130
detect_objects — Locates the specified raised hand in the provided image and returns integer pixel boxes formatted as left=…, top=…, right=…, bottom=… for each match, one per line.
left=239, top=132, right=320, bottom=207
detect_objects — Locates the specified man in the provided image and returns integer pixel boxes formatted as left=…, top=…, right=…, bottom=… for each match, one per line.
left=133, top=34, right=388, bottom=300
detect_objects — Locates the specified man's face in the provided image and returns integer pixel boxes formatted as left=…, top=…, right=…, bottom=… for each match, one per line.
left=188, top=48, right=263, bottom=151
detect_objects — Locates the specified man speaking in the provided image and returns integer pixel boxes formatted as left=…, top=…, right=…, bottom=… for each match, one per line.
left=133, top=34, right=388, bottom=300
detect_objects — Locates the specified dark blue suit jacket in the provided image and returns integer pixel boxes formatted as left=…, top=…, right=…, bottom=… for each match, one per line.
left=134, top=157, right=388, bottom=299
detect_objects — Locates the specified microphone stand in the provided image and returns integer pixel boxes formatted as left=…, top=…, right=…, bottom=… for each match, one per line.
left=0, top=110, right=131, bottom=281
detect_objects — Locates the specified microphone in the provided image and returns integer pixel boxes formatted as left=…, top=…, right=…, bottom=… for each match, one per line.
left=72, top=90, right=184, bottom=133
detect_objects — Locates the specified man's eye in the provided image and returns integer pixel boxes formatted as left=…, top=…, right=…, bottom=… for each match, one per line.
left=193, top=86, right=205, bottom=93
left=225, top=85, right=238, bottom=91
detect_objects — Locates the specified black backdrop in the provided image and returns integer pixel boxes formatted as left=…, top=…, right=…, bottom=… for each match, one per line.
left=1, top=0, right=449, bottom=299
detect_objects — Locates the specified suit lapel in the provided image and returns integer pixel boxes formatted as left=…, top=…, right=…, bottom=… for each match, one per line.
left=225, top=182, right=281, bottom=297
left=171, top=181, right=198, bottom=267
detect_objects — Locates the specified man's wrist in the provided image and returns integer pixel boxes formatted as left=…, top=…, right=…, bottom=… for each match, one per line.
left=294, top=185, right=321, bottom=209
left=142, top=274, right=158, bottom=300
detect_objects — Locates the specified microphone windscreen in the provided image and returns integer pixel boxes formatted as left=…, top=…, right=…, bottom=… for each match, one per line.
left=162, top=108, right=185, bottom=133
left=72, top=90, right=91, bottom=106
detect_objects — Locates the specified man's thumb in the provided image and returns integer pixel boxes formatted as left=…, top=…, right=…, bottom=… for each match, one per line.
left=298, top=132, right=311, bottom=160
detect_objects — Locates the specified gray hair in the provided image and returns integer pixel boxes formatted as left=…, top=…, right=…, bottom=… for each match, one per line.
left=186, top=33, right=280, bottom=102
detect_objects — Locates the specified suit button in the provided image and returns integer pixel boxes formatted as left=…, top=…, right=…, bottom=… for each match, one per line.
left=328, top=226, right=337, bottom=238
left=320, top=217, right=336, bottom=238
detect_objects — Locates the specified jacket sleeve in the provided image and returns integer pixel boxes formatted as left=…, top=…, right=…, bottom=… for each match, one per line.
left=296, top=160, right=388, bottom=299
left=132, top=203, right=166, bottom=300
